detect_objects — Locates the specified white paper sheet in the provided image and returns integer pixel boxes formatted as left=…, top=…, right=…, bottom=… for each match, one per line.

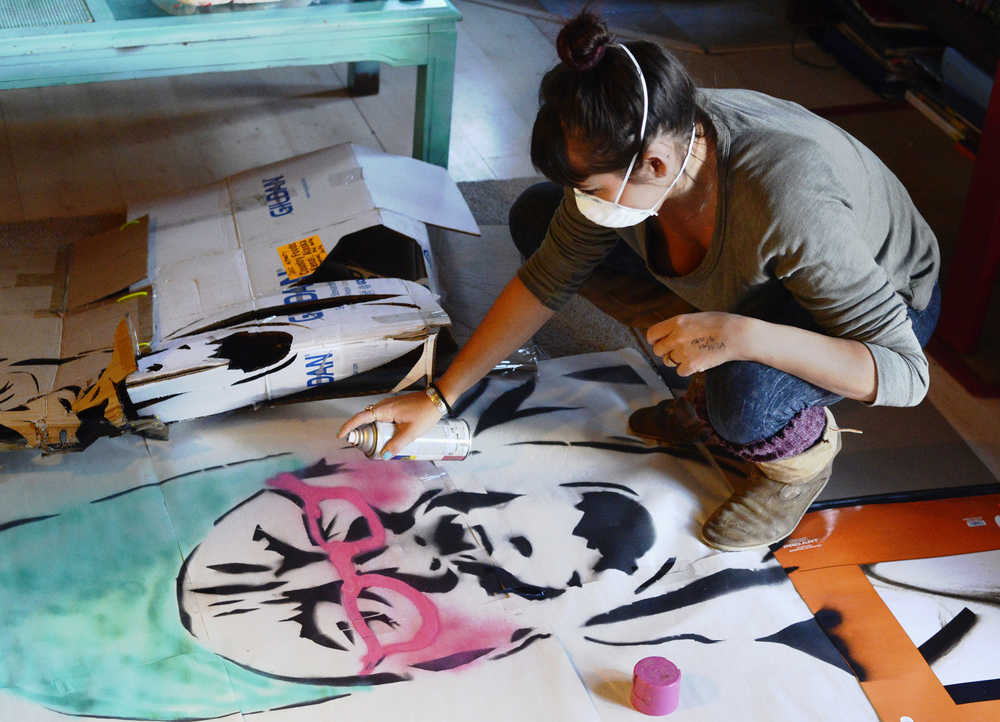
left=0, top=350, right=876, bottom=721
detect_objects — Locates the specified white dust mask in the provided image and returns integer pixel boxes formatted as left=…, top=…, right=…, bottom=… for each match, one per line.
left=573, top=44, right=697, bottom=229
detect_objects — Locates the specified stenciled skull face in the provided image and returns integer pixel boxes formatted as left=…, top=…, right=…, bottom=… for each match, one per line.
left=175, top=463, right=631, bottom=683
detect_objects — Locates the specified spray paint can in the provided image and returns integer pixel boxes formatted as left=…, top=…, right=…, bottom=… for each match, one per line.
left=346, top=418, right=471, bottom=461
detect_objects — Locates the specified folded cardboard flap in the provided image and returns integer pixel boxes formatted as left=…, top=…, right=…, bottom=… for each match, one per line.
left=0, top=218, right=151, bottom=451
left=65, top=217, right=149, bottom=310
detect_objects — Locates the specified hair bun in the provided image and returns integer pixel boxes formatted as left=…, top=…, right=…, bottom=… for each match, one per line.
left=556, top=11, right=612, bottom=72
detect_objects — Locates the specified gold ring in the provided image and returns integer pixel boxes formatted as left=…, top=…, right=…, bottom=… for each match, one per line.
left=365, top=404, right=377, bottom=420
left=665, top=351, right=678, bottom=368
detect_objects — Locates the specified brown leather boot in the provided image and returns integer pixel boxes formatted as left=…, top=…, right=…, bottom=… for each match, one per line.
left=700, top=407, right=842, bottom=551
left=628, top=397, right=714, bottom=447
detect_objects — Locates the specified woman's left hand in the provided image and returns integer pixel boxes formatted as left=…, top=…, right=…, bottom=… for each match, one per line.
left=646, top=312, right=751, bottom=376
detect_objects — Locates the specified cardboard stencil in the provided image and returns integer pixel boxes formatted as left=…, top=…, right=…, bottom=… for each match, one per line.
left=127, top=278, right=448, bottom=423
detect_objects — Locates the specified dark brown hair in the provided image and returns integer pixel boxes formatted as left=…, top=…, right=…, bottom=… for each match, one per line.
left=531, top=11, right=701, bottom=188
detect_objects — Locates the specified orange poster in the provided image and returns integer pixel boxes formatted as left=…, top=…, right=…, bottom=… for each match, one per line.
left=777, top=494, right=1000, bottom=721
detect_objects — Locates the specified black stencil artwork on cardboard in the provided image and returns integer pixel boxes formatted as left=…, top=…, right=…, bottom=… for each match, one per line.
left=232, top=354, right=299, bottom=386
left=209, top=331, right=293, bottom=372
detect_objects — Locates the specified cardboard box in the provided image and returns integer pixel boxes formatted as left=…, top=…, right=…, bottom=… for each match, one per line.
left=130, top=143, right=478, bottom=344
left=2, top=143, right=477, bottom=451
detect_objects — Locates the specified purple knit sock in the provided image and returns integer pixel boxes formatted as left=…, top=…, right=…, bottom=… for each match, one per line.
left=684, top=377, right=827, bottom=462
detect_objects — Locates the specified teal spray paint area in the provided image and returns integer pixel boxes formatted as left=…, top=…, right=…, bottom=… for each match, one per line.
left=0, top=454, right=364, bottom=720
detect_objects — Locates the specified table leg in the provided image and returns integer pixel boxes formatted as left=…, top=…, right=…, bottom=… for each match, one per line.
left=344, top=0, right=380, bottom=96
left=348, top=61, right=380, bottom=96
left=413, top=26, right=457, bottom=168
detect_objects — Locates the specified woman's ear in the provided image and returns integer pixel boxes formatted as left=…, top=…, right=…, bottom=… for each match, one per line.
left=641, top=154, right=670, bottom=181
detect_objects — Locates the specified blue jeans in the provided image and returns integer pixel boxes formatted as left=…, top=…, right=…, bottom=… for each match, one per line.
left=509, top=181, right=942, bottom=445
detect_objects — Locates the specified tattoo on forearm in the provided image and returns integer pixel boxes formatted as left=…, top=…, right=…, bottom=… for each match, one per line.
left=691, top=336, right=725, bottom=352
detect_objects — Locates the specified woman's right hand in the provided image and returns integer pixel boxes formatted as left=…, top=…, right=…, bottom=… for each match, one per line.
left=336, top=275, right=554, bottom=458
left=337, top=391, right=445, bottom=459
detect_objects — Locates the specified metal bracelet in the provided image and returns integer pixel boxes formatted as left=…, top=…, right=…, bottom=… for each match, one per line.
left=425, top=384, right=451, bottom=416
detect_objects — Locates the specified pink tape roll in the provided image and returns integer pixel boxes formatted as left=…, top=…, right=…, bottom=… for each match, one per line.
left=631, top=656, right=681, bottom=716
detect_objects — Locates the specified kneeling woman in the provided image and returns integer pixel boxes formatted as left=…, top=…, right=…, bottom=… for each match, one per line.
left=341, top=12, right=941, bottom=551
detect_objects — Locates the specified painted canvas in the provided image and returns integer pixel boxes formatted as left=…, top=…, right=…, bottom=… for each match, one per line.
left=0, top=350, right=877, bottom=720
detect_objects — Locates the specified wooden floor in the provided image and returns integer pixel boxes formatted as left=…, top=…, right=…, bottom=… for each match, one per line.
left=1, top=0, right=997, bottom=478
left=0, top=0, right=885, bottom=220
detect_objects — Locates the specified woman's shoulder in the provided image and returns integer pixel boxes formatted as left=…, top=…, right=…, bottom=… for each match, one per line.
left=704, top=89, right=850, bottom=163
left=705, top=91, right=856, bottom=205
left=700, top=88, right=819, bottom=131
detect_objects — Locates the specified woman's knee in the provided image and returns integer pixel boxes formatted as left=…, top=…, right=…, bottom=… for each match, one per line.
left=703, top=360, right=839, bottom=445
left=508, top=182, right=563, bottom=260
left=704, top=362, right=781, bottom=445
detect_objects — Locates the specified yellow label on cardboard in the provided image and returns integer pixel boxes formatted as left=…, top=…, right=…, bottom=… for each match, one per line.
left=277, top=236, right=328, bottom=281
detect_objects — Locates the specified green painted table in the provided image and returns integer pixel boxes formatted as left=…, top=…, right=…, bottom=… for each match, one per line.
left=0, top=0, right=461, bottom=167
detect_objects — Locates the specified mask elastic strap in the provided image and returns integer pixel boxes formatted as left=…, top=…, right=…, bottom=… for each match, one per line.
left=613, top=43, right=648, bottom=204
left=649, top=123, right=697, bottom=211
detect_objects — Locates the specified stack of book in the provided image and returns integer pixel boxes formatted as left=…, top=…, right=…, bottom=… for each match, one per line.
left=951, top=1, right=1000, bottom=26
left=813, top=0, right=943, bottom=98
left=906, top=51, right=986, bottom=155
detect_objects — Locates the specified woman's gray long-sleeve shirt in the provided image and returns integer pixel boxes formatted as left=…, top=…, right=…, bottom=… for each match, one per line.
left=518, top=89, right=940, bottom=407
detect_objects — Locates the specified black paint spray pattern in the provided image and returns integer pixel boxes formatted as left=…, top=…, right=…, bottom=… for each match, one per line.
left=509, top=536, right=532, bottom=557
left=0, top=379, right=14, bottom=406
left=511, top=439, right=749, bottom=478
left=585, top=567, right=788, bottom=627
left=450, top=377, right=490, bottom=417
left=634, top=557, right=677, bottom=595
left=917, top=607, right=977, bottom=666
left=585, top=633, right=721, bottom=647
left=209, top=331, right=293, bottom=372
left=474, top=377, right=579, bottom=436
left=563, top=365, right=646, bottom=385
left=756, top=616, right=857, bottom=677
left=453, top=560, right=565, bottom=601
left=410, top=648, right=495, bottom=672
left=425, top=491, right=522, bottom=514
left=572, top=491, right=654, bottom=575
left=811, top=608, right=868, bottom=680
